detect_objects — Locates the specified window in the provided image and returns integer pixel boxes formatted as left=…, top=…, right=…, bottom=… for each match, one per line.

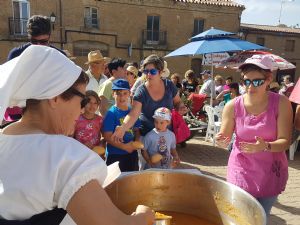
left=193, top=19, right=204, bottom=35
left=256, top=37, right=265, bottom=46
left=11, top=0, right=30, bottom=35
left=73, top=41, right=108, bottom=56
left=146, top=15, right=160, bottom=43
left=285, top=40, right=295, bottom=52
left=84, top=7, right=98, bottom=28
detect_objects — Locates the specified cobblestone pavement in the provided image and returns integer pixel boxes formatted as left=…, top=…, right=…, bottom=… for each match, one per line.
left=176, top=135, right=300, bottom=225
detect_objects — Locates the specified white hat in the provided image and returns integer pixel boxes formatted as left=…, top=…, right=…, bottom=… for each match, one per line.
left=153, top=107, right=171, bottom=121
left=239, top=55, right=276, bottom=71
left=161, top=61, right=170, bottom=78
left=0, top=45, right=82, bottom=121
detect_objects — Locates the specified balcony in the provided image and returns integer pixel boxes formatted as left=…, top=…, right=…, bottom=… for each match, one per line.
left=84, top=17, right=99, bottom=29
left=142, top=29, right=167, bottom=49
left=8, top=17, right=28, bottom=36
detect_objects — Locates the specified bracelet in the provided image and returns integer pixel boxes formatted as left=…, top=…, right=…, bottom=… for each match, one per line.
left=264, top=142, right=271, bottom=152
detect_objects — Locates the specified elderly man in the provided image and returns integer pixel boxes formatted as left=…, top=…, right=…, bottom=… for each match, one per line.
left=85, top=50, right=108, bottom=92
left=199, top=70, right=216, bottom=99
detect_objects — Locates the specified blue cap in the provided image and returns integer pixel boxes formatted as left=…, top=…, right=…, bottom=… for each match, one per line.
left=200, top=70, right=211, bottom=75
left=112, top=79, right=130, bottom=90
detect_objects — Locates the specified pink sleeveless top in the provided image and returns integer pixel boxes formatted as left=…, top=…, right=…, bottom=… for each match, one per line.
left=227, top=92, right=288, bottom=198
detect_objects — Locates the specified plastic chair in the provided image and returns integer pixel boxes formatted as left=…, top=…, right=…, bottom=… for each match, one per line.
left=289, top=134, right=300, bottom=160
left=204, top=105, right=222, bottom=146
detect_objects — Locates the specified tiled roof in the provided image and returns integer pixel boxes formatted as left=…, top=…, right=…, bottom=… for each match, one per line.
left=174, top=0, right=244, bottom=8
left=241, top=23, right=300, bottom=35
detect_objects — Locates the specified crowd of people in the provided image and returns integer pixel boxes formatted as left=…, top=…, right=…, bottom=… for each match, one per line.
left=1, top=14, right=300, bottom=225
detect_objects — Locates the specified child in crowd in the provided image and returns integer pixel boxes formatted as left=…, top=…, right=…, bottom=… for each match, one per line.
left=102, top=79, right=141, bottom=172
left=172, top=102, right=190, bottom=147
left=74, top=90, right=103, bottom=151
left=142, top=107, right=180, bottom=169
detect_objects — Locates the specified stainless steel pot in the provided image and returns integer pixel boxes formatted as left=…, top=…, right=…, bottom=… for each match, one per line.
left=105, top=170, right=266, bottom=225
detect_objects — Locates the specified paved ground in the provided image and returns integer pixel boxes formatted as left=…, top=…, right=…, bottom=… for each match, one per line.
left=176, top=134, right=300, bottom=225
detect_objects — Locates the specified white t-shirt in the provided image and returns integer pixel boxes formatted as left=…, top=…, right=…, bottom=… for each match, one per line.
left=86, top=69, right=108, bottom=93
left=199, top=78, right=216, bottom=98
left=0, top=133, right=107, bottom=221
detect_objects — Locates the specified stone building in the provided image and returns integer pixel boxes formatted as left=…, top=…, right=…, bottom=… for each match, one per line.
left=240, top=23, right=300, bottom=81
left=0, top=0, right=244, bottom=76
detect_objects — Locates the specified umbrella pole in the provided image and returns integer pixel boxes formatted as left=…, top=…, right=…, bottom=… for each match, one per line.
left=210, top=54, right=215, bottom=106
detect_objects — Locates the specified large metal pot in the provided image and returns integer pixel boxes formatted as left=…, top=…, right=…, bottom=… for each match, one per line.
left=105, top=170, right=266, bottom=225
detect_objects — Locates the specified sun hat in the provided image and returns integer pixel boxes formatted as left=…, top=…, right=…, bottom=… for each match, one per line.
left=112, top=79, right=130, bottom=90
left=161, top=61, right=170, bottom=78
left=63, top=50, right=76, bottom=60
left=269, top=81, right=280, bottom=89
left=239, top=54, right=276, bottom=71
left=126, top=66, right=138, bottom=77
left=85, top=50, right=105, bottom=64
left=200, top=70, right=211, bottom=75
left=152, top=107, right=171, bottom=121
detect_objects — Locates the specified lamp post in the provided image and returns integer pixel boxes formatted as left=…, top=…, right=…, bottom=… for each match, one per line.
left=50, top=12, right=56, bottom=30
left=278, top=0, right=295, bottom=25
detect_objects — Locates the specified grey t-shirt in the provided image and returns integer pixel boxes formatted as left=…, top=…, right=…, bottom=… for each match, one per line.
left=143, top=128, right=176, bottom=169
left=133, top=79, right=178, bottom=135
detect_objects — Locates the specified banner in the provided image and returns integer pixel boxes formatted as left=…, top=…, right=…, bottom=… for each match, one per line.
left=202, top=53, right=230, bottom=65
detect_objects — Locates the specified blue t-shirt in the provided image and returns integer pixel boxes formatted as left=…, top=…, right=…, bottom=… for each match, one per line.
left=102, top=105, right=140, bottom=155
left=133, top=79, right=178, bottom=136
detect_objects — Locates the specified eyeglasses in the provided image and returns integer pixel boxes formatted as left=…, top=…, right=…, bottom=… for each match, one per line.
left=143, top=68, right=158, bottom=76
left=30, top=38, right=49, bottom=45
left=70, top=88, right=90, bottom=108
left=243, top=79, right=265, bottom=87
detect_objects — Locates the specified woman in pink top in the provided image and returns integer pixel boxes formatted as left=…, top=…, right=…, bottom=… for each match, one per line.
left=74, top=90, right=103, bottom=150
left=216, top=55, right=293, bottom=218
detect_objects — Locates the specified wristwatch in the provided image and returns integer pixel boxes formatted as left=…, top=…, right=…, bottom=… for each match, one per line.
left=264, top=142, right=271, bottom=152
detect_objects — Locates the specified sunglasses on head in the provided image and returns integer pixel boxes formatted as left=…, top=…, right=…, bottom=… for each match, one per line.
left=70, top=88, right=90, bottom=108
left=143, top=68, right=158, bottom=76
left=30, top=38, right=49, bottom=45
left=243, top=79, right=265, bottom=87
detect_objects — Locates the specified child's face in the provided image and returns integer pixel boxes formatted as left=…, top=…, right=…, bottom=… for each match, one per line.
left=177, top=103, right=187, bottom=115
left=84, top=96, right=99, bottom=114
left=154, top=118, right=170, bottom=132
left=113, top=89, right=130, bottom=107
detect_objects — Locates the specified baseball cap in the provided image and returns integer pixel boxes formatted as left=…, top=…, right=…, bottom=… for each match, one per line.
left=112, top=79, right=130, bottom=90
left=200, top=70, right=211, bottom=75
left=239, top=55, right=275, bottom=71
left=152, top=107, right=171, bottom=121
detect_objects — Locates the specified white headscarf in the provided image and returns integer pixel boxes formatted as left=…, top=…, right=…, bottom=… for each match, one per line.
left=0, top=45, right=82, bottom=121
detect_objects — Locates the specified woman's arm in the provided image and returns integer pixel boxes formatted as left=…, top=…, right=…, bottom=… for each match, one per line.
left=268, top=95, right=293, bottom=152
left=173, top=93, right=181, bottom=106
left=216, top=100, right=235, bottom=148
left=111, top=101, right=142, bottom=142
left=295, top=105, right=300, bottom=131
left=67, top=180, right=154, bottom=225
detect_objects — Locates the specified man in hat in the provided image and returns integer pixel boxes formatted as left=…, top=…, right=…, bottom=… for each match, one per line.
left=199, top=70, right=216, bottom=100
left=85, top=50, right=108, bottom=92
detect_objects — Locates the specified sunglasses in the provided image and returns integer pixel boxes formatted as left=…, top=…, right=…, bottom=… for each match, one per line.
left=143, top=68, right=158, bottom=76
left=70, top=88, right=90, bottom=108
left=243, top=79, right=265, bottom=87
left=30, top=38, right=49, bottom=45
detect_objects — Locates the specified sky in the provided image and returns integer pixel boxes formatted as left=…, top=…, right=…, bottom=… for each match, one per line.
left=235, top=0, right=300, bottom=27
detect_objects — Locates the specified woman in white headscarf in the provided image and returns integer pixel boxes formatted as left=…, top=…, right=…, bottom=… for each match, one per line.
left=0, top=45, right=154, bottom=225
